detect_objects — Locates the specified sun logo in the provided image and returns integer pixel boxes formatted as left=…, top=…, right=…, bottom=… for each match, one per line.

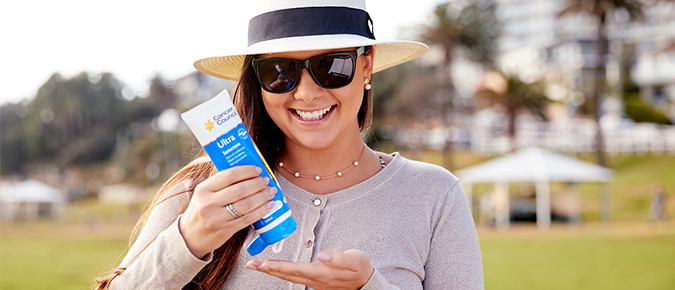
left=205, top=120, right=215, bottom=132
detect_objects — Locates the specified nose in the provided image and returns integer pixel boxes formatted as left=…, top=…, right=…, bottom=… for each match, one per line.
left=293, top=69, right=322, bottom=103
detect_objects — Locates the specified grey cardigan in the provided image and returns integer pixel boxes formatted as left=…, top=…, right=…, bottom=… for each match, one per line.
left=111, top=153, right=484, bottom=289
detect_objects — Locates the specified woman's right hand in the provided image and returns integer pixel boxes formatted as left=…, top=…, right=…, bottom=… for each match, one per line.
left=179, top=165, right=276, bottom=259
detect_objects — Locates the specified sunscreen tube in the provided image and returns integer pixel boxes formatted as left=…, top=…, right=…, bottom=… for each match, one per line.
left=181, top=89, right=297, bottom=256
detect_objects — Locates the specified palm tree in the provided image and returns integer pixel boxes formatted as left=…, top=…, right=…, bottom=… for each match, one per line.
left=558, top=0, right=645, bottom=166
left=477, top=71, right=550, bottom=151
left=421, top=0, right=499, bottom=169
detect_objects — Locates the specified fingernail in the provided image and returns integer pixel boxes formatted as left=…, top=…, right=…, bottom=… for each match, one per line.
left=255, top=167, right=263, bottom=174
left=262, top=177, right=270, bottom=184
left=245, top=264, right=257, bottom=270
left=259, top=265, right=270, bottom=271
left=268, top=186, right=277, bottom=197
left=267, top=201, right=275, bottom=208
left=317, top=252, right=331, bottom=262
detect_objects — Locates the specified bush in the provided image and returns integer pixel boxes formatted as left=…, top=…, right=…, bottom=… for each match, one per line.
left=623, top=93, right=673, bottom=125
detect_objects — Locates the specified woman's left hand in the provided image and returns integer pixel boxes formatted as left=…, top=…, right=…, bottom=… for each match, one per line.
left=245, top=249, right=374, bottom=290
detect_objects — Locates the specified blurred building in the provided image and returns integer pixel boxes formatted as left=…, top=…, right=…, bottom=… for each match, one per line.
left=632, top=41, right=675, bottom=121
left=625, top=1, right=675, bottom=115
left=409, top=0, right=675, bottom=155
left=0, top=179, right=65, bottom=221
left=495, top=0, right=567, bottom=82
left=494, top=0, right=675, bottom=119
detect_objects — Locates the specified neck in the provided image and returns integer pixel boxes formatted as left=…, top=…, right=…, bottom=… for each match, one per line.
left=276, top=132, right=385, bottom=195
left=279, top=133, right=366, bottom=176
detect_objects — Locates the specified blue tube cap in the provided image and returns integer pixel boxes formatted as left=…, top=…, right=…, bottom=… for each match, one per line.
left=247, top=216, right=297, bottom=256
left=246, top=236, right=268, bottom=256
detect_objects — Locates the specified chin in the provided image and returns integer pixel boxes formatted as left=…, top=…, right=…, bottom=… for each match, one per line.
left=285, top=131, right=339, bottom=150
left=298, top=137, right=337, bottom=150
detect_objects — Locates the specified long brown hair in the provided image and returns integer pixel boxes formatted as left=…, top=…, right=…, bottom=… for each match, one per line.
left=93, top=47, right=374, bottom=290
left=92, top=155, right=249, bottom=290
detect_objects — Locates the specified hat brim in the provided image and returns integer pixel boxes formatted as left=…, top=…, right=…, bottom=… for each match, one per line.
left=194, top=34, right=428, bottom=81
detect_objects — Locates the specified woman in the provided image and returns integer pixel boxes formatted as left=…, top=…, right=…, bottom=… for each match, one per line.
left=95, top=1, right=483, bottom=289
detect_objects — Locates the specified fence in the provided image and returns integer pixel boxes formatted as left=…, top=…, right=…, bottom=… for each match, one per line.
left=393, top=114, right=675, bottom=156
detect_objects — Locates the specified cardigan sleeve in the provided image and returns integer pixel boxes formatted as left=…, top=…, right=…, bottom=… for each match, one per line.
left=109, top=180, right=213, bottom=289
left=422, top=181, right=484, bottom=289
left=360, top=267, right=401, bottom=290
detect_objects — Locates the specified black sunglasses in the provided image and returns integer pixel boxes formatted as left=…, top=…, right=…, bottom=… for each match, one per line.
left=252, top=46, right=367, bottom=94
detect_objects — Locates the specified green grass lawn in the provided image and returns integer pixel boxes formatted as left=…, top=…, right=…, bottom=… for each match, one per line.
left=0, top=222, right=132, bottom=290
left=480, top=223, right=675, bottom=290
left=2, top=220, right=674, bottom=290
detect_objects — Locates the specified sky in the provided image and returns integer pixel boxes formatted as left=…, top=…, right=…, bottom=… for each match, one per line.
left=0, top=0, right=442, bottom=105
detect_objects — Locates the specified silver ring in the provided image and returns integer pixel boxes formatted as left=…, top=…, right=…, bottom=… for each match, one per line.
left=226, top=203, right=242, bottom=219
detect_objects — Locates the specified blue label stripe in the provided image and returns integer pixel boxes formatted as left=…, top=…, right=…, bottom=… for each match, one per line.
left=203, top=123, right=291, bottom=230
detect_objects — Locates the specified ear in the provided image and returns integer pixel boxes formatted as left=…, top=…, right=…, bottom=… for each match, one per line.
left=362, top=46, right=374, bottom=78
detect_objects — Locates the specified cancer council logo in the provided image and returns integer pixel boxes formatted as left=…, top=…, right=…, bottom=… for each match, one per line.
left=205, top=120, right=215, bottom=132
left=238, top=128, right=248, bottom=140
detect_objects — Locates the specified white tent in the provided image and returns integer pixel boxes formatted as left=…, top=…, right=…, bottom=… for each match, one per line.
left=0, top=179, right=65, bottom=221
left=456, top=147, right=613, bottom=229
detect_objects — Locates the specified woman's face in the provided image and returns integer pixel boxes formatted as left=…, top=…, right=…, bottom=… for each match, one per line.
left=259, top=48, right=373, bottom=151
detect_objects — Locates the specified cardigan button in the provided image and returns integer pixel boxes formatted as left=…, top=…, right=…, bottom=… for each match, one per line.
left=313, top=198, right=322, bottom=206
left=306, top=240, right=313, bottom=248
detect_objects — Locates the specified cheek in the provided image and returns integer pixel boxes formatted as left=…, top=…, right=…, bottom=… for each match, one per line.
left=261, top=93, right=289, bottom=124
left=261, top=93, right=279, bottom=113
left=335, top=81, right=365, bottom=109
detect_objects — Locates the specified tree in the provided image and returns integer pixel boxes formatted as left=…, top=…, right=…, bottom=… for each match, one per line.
left=0, top=102, right=29, bottom=175
left=477, top=71, right=551, bottom=150
left=19, top=73, right=132, bottom=165
left=420, top=0, right=499, bottom=169
left=4, top=72, right=148, bottom=172
left=558, top=0, right=646, bottom=166
left=0, top=70, right=188, bottom=191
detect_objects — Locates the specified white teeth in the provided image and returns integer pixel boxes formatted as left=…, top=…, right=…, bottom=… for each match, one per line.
left=295, top=106, right=332, bottom=121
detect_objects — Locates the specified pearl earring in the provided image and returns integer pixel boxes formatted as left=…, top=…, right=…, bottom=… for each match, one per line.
left=364, top=77, right=372, bottom=90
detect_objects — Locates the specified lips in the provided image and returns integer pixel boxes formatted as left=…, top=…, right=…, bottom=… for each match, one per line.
left=292, top=105, right=335, bottom=121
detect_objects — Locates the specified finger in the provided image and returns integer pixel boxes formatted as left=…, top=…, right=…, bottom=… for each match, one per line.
left=230, top=186, right=277, bottom=216
left=316, top=250, right=373, bottom=289
left=245, top=260, right=263, bottom=270
left=263, top=272, right=315, bottom=288
left=232, top=197, right=276, bottom=226
left=255, top=260, right=323, bottom=285
left=218, top=175, right=271, bottom=206
left=317, top=249, right=369, bottom=272
left=199, top=165, right=263, bottom=192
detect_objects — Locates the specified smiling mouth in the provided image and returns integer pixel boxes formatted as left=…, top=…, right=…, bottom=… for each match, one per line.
left=293, top=105, right=335, bottom=121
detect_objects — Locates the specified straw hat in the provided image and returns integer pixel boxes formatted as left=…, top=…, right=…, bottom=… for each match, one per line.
left=194, top=0, right=428, bottom=81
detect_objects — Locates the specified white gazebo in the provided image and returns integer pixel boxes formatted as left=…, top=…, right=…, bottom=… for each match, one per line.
left=456, top=147, right=613, bottom=229
left=0, top=179, right=66, bottom=221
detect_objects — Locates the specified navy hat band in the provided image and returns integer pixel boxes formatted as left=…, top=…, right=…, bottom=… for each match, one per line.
left=248, top=6, right=375, bottom=46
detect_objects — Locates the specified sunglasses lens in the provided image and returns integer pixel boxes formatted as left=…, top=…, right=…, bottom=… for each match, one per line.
left=257, top=60, right=300, bottom=93
left=310, top=54, right=354, bottom=88
left=254, top=50, right=358, bottom=93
